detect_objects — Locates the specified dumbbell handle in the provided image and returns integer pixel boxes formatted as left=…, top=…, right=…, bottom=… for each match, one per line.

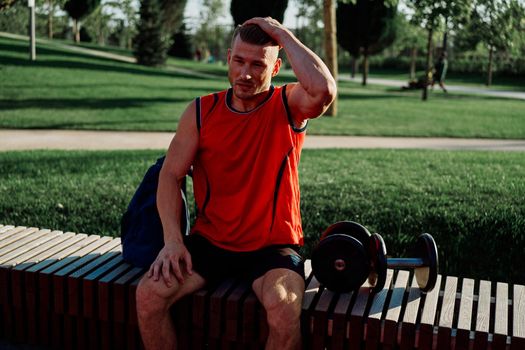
left=387, top=258, right=425, bottom=268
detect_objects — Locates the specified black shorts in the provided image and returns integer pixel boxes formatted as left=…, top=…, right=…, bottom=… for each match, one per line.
left=184, top=234, right=305, bottom=287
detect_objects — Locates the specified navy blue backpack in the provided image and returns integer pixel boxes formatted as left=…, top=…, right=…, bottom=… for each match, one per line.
left=121, top=156, right=190, bottom=268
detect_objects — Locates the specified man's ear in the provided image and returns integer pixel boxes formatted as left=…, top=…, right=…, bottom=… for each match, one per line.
left=272, top=57, right=282, bottom=77
left=227, top=48, right=232, bottom=64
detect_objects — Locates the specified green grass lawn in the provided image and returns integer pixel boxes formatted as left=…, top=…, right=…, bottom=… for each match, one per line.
left=1, top=149, right=523, bottom=284
left=1, top=36, right=525, bottom=138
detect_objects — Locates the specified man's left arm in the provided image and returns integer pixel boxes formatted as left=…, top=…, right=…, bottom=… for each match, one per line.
left=244, top=17, right=337, bottom=124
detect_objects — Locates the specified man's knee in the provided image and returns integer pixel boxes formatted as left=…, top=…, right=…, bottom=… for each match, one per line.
left=136, top=276, right=178, bottom=319
left=260, top=274, right=304, bottom=331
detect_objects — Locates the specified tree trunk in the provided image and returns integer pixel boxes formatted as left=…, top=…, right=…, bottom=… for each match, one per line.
left=362, top=49, right=369, bottom=86
left=422, top=27, right=433, bottom=101
left=74, top=19, right=80, bottom=43
left=47, top=0, right=53, bottom=39
left=410, top=47, right=417, bottom=80
left=487, top=46, right=494, bottom=86
left=323, top=0, right=338, bottom=116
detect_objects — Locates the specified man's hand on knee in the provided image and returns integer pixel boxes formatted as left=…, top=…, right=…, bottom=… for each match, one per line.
left=148, top=241, right=193, bottom=287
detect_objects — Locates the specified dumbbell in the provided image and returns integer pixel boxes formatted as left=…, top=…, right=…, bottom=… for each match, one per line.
left=311, top=221, right=439, bottom=293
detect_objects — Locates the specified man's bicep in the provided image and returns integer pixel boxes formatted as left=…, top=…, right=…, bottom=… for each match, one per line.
left=163, top=101, right=199, bottom=179
left=286, top=83, right=331, bottom=122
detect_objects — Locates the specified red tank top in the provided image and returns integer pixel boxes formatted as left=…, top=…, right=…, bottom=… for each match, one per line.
left=190, top=85, right=306, bottom=251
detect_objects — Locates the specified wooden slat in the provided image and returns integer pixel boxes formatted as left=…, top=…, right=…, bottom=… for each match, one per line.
left=493, top=282, right=508, bottom=350
left=366, top=269, right=394, bottom=350
left=126, top=274, right=143, bottom=350
left=0, top=225, right=16, bottom=234
left=82, top=254, right=124, bottom=319
left=399, top=275, right=422, bottom=350
left=456, top=278, right=475, bottom=350
left=192, top=288, right=211, bottom=349
left=0, top=228, right=43, bottom=259
left=0, top=227, right=31, bottom=249
left=437, top=276, right=458, bottom=350
left=512, top=284, right=525, bottom=350
left=209, top=279, right=236, bottom=339
left=312, top=288, right=335, bottom=350
left=20, top=233, right=85, bottom=344
left=474, top=280, right=491, bottom=349
left=9, top=231, right=67, bottom=272
left=330, top=291, right=353, bottom=350
left=0, top=229, right=55, bottom=265
left=419, top=274, right=442, bottom=350
left=53, top=236, right=114, bottom=314
left=383, top=270, right=410, bottom=349
left=241, top=291, right=258, bottom=345
left=224, top=281, right=250, bottom=342
left=349, top=286, right=371, bottom=350
left=68, top=245, right=122, bottom=316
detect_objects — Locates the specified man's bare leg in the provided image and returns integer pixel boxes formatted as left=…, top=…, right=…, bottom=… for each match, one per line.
left=136, top=272, right=205, bottom=350
left=252, top=268, right=305, bottom=350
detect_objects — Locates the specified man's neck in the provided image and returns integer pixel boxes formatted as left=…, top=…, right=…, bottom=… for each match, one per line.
left=229, top=86, right=274, bottom=113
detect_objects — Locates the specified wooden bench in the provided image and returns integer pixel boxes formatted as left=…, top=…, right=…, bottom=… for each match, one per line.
left=1, top=224, right=524, bottom=350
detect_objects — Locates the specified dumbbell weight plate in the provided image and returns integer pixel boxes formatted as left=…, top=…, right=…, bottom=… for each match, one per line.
left=320, top=221, right=371, bottom=248
left=414, top=233, right=439, bottom=292
left=368, top=233, right=387, bottom=293
left=311, top=233, right=370, bottom=293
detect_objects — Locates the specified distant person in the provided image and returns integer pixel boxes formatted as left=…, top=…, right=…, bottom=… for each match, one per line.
left=135, top=17, right=336, bottom=350
left=432, top=51, right=448, bottom=93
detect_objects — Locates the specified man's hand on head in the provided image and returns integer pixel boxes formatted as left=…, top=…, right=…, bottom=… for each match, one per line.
left=242, top=17, right=289, bottom=48
left=148, top=240, right=193, bottom=287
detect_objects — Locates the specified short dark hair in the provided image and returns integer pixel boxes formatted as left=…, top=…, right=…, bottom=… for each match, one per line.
left=231, top=24, right=278, bottom=47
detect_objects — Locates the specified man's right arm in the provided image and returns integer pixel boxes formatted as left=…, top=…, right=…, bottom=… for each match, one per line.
left=149, top=100, right=198, bottom=287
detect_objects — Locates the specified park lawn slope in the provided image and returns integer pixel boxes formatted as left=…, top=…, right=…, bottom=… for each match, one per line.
left=0, top=149, right=523, bottom=284
left=1, top=36, right=525, bottom=138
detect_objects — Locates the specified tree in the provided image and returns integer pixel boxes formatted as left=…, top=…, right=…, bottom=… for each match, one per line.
left=159, top=0, right=187, bottom=41
left=230, top=0, right=288, bottom=26
left=134, top=0, right=167, bottom=66
left=63, top=0, right=100, bottom=42
left=0, top=0, right=16, bottom=10
left=45, top=0, right=66, bottom=38
left=470, top=0, right=523, bottom=86
left=168, top=23, right=193, bottom=59
left=406, top=0, right=471, bottom=100
left=337, top=0, right=398, bottom=85
left=323, top=0, right=337, bottom=116
left=105, top=0, right=138, bottom=49
left=194, top=0, right=230, bottom=62
left=294, top=0, right=323, bottom=55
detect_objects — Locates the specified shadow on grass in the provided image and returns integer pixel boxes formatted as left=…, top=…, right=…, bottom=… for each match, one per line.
left=3, top=83, right=227, bottom=94
left=0, top=97, right=189, bottom=110
left=0, top=42, right=206, bottom=80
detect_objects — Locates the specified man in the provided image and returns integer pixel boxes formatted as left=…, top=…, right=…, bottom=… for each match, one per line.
left=432, top=51, right=448, bottom=93
left=136, top=17, right=336, bottom=350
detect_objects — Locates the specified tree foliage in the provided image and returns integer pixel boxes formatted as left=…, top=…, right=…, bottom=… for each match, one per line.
left=0, top=0, right=17, bottom=11
left=159, top=0, right=187, bottom=38
left=194, top=0, right=230, bottom=61
left=230, top=0, right=288, bottom=26
left=63, top=0, right=99, bottom=21
left=336, top=0, right=398, bottom=84
left=134, top=0, right=167, bottom=66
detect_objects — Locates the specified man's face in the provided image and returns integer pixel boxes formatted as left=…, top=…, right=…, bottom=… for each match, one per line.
left=227, top=36, right=281, bottom=101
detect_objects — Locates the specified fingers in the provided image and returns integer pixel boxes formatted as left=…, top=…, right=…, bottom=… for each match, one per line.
left=184, top=251, right=193, bottom=276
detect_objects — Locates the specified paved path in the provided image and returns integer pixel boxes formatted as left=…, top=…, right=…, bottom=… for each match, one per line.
left=2, top=129, right=525, bottom=152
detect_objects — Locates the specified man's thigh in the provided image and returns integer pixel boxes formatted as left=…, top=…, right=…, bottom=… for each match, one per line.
left=138, top=269, right=206, bottom=305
